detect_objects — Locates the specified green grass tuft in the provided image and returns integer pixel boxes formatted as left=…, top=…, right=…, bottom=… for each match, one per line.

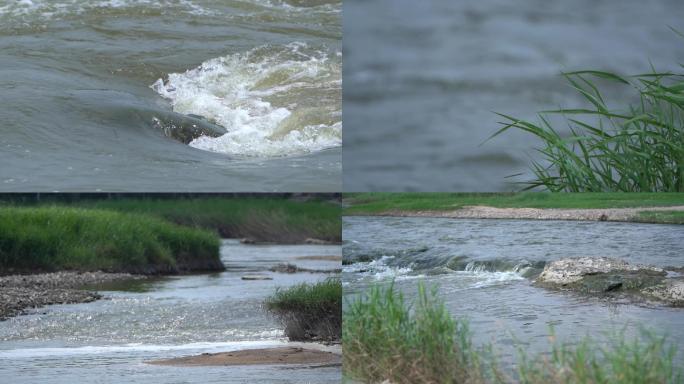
left=266, top=278, right=341, bottom=342
left=343, top=283, right=683, bottom=384
left=518, top=329, right=682, bottom=384
left=343, top=282, right=492, bottom=384
left=0, top=206, right=221, bottom=274
left=490, top=65, right=684, bottom=192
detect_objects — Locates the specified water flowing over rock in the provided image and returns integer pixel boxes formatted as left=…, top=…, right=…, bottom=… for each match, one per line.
left=538, top=257, right=665, bottom=285
left=536, top=257, right=684, bottom=307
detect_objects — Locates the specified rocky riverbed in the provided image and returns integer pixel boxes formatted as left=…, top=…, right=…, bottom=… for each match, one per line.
left=0, top=272, right=144, bottom=319
left=536, top=257, right=684, bottom=306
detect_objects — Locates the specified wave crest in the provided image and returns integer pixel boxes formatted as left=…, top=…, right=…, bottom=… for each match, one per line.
left=152, top=43, right=341, bottom=158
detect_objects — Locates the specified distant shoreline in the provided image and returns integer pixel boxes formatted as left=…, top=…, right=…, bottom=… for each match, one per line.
left=346, top=205, right=684, bottom=224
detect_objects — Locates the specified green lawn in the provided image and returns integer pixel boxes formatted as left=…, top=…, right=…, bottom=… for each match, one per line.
left=344, top=193, right=684, bottom=215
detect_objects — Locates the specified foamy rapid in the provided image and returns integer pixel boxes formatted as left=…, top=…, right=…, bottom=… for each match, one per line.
left=0, top=0, right=210, bottom=21
left=151, top=43, right=342, bottom=158
left=0, top=340, right=289, bottom=358
left=343, top=256, right=422, bottom=281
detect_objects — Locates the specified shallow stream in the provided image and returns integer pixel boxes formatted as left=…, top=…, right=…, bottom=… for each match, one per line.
left=343, top=216, right=684, bottom=366
left=0, top=240, right=341, bottom=383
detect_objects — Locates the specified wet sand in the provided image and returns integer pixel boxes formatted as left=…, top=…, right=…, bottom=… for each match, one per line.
left=373, top=205, right=684, bottom=222
left=148, top=346, right=342, bottom=367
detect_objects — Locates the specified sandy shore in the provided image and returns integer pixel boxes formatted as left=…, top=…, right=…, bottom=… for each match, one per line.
left=0, top=271, right=144, bottom=320
left=372, top=205, right=684, bottom=222
left=148, top=345, right=342, bottom=367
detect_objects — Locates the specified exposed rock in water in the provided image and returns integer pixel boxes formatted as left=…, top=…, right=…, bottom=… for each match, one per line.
left=538, top=257, right=665, bottom=286
left=269, top=263, right=341, bottom=274
left=152, top=113, right=225, bottom=145
left=642, top=281, right=684, bottom=307
left=536, top=257, right=684, bottom=307
left=241, top=274, right=273, bottom=280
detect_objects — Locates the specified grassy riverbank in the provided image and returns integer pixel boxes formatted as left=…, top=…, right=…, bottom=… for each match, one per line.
left=343, top=283, right=682, bottom=384
left=5, top=197, right=341, bottom=244
left=266, top=278, right=342, bottom=343
left=0, top=207, right=221, bottom=274
left=345, top=193, right=684, bottom=214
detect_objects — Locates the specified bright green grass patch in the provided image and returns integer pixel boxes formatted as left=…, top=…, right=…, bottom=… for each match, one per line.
left=266, top=278, right=341, bottom=342
left=489, top=57, right=684, bottom=192
left=637, top=211, right=684, bottom=224
left=344, top=192, right=684, bottom=214
left=0, top=206, right=221, bottom=274
left=66, top=198, right=341, bottom=243
left=344, top=283, right=683, bottom=384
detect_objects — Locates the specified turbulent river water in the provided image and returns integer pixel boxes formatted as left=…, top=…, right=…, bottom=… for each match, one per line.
left=343, top=216, right=684, bottom=366
left=0, top=0, right=341, bottom=191
left=0, top=240, right=341, bottom=383
left=344, top=0, right=684, bottom=191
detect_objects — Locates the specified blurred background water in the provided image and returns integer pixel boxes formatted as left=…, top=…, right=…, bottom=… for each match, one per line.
left=343, top=0, right=684, bottom=191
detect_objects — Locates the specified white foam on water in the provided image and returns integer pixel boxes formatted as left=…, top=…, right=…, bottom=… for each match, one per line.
left=0, top=0, right=212, bottom=20
left=446, top=270, right=525, bottom=290
left=151, top=42, right=342, bottom=158
left=344, top=256, right=422, bottom=281
left=0, top=0, right=211, bottom=21
left=0, top=339, right=290, bottom=358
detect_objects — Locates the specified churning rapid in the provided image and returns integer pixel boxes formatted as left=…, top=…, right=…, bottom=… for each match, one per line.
left=0, top=0, right=341, bottom=191
left=343, top=216, right=684, bottom=365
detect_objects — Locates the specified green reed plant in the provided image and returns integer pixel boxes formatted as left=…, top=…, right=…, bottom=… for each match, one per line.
left=0, top=206, right=220, bottom=274
left=343, top=282, right=492, bottom=384
left=266, top=278, right=341, bottom=342
left=343, top=283, right=683, bottom=384
left=491, top=64, right=684, bottom=192
left=517, top=329, right=682, bottom=384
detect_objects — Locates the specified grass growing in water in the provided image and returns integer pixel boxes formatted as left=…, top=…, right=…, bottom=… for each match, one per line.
left=0, top=206, right=221, bottom=274
left=344, top=283, right=683, bottom=384
left=491, top=65, right=684, bottom=192
left=265, top=278, right=341, bottom=342
left=343, top=283, right=492, bottom=384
